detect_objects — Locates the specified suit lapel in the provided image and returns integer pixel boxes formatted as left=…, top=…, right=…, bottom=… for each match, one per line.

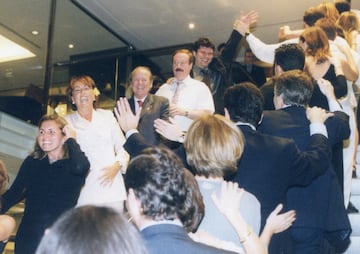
left=140, top=95, right=153, bottom=117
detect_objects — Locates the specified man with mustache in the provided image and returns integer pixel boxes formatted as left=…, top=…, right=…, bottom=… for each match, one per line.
left=156, top=49, right=214, bottom=133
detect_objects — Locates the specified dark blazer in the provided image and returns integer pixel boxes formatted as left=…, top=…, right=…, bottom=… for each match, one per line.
left=124, top=132, right=190, bottom=172
left=242, top=64, right=267, bottom=87
left=258, top=106, right=351, bottom=249
left=232, top=125, right=330, bottom=254
left=141, top=224, right=235, bottom=254
left=234, top=125, right=330, bottom=229
left=128, top=94, right=169, bottom=145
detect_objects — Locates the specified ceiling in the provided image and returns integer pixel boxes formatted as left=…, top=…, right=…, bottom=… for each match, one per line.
left=3, top=0, right=357, bottom=97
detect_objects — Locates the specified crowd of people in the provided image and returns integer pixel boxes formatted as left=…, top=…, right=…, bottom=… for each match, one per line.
left=1, top=1, right=360, bottom=254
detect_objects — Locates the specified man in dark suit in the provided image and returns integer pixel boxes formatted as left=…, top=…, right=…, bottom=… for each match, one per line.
left=223, top=82, right=332, bottom=254
left=258, top=70, right=351, bottom=254
left=127, top=66, right=169, bottom=145
left=124, top=146, right=235, bottom=254
left=242, top=49, right=267, bottom=87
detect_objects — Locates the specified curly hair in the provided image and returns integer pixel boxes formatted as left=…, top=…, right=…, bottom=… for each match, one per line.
left=124, top=147, right=186, bottom=221
left=274, top=70, right=314, bottom=107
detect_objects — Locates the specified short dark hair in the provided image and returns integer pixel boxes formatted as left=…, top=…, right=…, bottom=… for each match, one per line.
left=224, top=82, right=264, bottom=127
left=335, top=1, right=351, bottom=14
left=274, top=44, right=305, bottom=71
left=274, top=70, right=314, bottom=107
left=303, top=7, right=325, bottom=27
left=193, top=37, right=215, bottom=52
left=124, top=147, right=187, bottom=221
left=35, top=206, right=147, bottom=254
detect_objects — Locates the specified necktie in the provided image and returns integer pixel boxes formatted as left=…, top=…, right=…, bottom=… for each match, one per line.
left=171, top=82, right=182, bottom=104
left=137, top=100, right=143, bottom=107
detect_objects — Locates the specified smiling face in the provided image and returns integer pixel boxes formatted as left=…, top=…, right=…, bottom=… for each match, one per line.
left=172, top=52, right=193, bottom=81
left=37, top=120, right=65, bottom=158
left=131, top=67, right=153, bottom=99
left=194, top=46, right=214, bottom=69
left=71, top=80, right=96, bottom=110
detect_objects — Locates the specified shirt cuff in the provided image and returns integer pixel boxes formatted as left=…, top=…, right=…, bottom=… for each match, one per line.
left=310, top=123, right=328, bottom=138
left=328, top=99, right=342, bottom=112
left=125, top=129, right=139, bottom=139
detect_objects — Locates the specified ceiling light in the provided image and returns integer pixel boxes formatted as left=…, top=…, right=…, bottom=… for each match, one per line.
left=31, top=30, right=39, bottom=35
left=68, top=44, right=74, bottom=49
left=188, top=23, right=195, bottom=29
left=0, top=34, right=35, bottom=63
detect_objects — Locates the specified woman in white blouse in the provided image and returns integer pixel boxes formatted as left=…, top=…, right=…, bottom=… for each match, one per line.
left=65, top=75, right=129, bottom=212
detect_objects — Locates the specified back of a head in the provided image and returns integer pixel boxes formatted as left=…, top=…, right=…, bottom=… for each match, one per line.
left=335, top=1, right=351, bottom=14
left=303, top=6, right=325, bottom=27
left=224, top=83, right=264, bottom=127
left=274, top=70, right=314, bottom=107
left=317, top=2, right=340, bottom=22
left=300, top=26, right=330, bottom=62
left=274, top=44, right=305, bottom=72
left=315, top=18, right=338, bottom=40
left=35, top=206, right=147, bottom=254
left=184, top=114, right=244, bottom=179
left=337, top=11, right=359, bottom=32
left=125, top=147, right=187, bottom=221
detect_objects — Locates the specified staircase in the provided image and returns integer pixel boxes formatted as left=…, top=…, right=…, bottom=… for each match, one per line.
left=344, top=147, right=360, bottom=253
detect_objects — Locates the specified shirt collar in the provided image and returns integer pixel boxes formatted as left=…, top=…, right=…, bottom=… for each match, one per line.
left=235, top=121, right=256, bottom=131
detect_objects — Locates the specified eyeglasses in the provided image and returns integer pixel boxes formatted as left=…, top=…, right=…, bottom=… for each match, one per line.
left=72, top=85, right=92, bottom=94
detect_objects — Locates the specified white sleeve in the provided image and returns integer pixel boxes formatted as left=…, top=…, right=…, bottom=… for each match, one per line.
left=246, top=34, right=298, bottom=64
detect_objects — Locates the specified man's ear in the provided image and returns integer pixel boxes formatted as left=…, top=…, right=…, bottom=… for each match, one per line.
left=224, top=108, right=230, bottom=120
left=258, top=113, right=264, bottom=125
left=275, top=64, right=283, bottom=76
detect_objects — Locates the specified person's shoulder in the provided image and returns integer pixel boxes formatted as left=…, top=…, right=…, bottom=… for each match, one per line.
left=151, top=94, right=169, bottom=103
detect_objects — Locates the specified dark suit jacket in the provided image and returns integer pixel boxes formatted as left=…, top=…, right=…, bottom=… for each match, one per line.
left=141, top=224, right=235, bottom=254
left=258, top=106, right=351, bottom=231
left=234, top=125, right=330, bottom=229
left=124, top=131, right=190, bottom=172
left=128, top=94, right=169, bottom=145
left=232, top=125, right=330, bottom=254
left=242, top=64, right=267, bottom=87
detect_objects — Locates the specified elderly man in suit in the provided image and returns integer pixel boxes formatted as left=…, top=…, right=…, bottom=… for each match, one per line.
left=127, top=66, right=169, bottom=145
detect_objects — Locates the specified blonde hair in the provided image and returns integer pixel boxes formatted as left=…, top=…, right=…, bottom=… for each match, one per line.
left=317, top=2, right=339, bottom=22
left=337, top=11, right=360, bottom=47
left=184, top=114, right=244, bottom=178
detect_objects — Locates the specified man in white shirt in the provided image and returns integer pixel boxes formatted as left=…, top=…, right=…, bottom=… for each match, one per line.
left=156, top=49, right=214, bottom=131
